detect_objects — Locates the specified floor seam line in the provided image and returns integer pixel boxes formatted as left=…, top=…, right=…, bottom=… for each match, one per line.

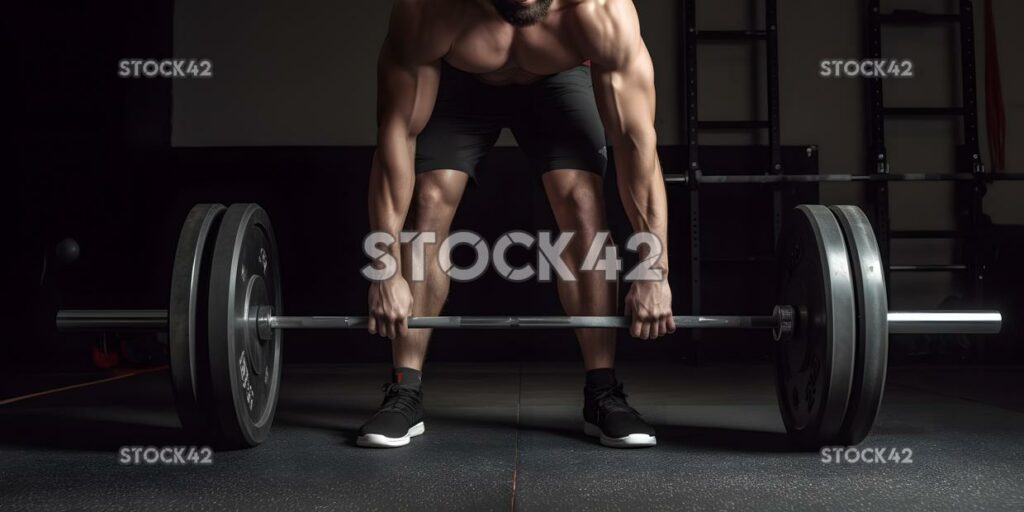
left=511, top=361, right=522, bottom=512
left=0, top=366, right=167, bottom=406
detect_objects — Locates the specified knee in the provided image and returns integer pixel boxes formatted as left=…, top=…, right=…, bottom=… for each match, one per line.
left=412, top=182, right=459, bottom=229
left=559, top=186, right=606, bottom=235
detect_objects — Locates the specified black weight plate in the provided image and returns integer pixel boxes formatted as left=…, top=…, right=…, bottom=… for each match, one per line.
left=208, top=203, right=283, bottom=448
left=775, top=205, right=856, bottom=449
left=169, top=203, right=226, bottom=437
left=830, top=205, right=888, bottom=445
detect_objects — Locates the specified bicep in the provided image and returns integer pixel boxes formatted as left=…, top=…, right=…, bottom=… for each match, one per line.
left=376, top=0, right=445, bottom=139
left=591, top=45, right=657, bottom=147
left=376, top=42, right=441, bottom=139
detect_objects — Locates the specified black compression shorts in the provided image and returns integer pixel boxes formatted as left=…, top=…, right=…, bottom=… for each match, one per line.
left=415, top=61, right=608, bottom=180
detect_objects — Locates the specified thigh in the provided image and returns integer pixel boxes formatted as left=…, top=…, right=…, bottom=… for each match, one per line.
left=409, top=169, right=469, bottom=231
left=415, top=62, right=505, bottom=180
left=511, top=66, right=608, bottom=177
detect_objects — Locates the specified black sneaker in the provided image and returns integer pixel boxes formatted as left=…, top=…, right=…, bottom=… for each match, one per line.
left=583, top=382, right=656, bottom=448
left=357, top=383, right=425, bottom=448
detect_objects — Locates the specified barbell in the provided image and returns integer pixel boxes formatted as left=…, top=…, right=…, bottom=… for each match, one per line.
left=55, top=203, right=1002, bottom=449
left=56, top=309, right=1001, bottom=334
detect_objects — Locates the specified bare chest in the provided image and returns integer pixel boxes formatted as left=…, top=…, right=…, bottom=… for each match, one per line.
left=443, top=19, right=586, bottom=85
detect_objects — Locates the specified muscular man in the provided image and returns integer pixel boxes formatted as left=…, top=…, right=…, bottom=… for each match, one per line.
left=360, top=0, right=674, bottom=449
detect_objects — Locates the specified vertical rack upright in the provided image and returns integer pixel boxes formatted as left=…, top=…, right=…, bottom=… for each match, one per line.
left=680, top=0, right=782, bottom=358
left=864, top=0, right=987, bottom=305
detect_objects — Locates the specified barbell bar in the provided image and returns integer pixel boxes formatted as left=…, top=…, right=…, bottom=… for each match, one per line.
left=266, top=311, right=1003, bottom=334
left=56, top=309, right=1002, bottom=335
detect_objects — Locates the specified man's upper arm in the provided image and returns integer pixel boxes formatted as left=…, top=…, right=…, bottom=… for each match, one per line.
left=376, top=0, right=448, bottom=139
left=577, top=0, right=657, bottom=147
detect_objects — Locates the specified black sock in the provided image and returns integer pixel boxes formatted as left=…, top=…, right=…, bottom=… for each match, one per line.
left=585, top=368, right=617, bottom=389
left=393, top=367, right=422, bottom=389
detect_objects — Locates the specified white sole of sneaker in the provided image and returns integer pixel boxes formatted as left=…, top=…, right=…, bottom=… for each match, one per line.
left=583, top=422, right=657, bottom=448
left=357, top=421, right=426, bottom=448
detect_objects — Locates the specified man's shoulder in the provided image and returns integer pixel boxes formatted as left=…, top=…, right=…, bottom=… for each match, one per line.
left=568, top=0, right=639, bottom=66
left=568, top=0, right=631, bottom=25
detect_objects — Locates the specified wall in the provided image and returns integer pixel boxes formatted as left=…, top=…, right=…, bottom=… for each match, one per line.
left=172, top=0, right=1023, bottom=308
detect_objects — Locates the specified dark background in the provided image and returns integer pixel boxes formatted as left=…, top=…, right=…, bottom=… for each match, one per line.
left=2, top=4, right=1023, bottom=511
left=4, top=1, right=1022, bottom=385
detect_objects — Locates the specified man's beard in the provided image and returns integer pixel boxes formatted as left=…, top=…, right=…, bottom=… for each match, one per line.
left=491, top=0, right=555, bottom=27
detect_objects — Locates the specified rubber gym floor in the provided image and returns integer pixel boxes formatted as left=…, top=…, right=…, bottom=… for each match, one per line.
left=2, top=362, right=1023, bottom=511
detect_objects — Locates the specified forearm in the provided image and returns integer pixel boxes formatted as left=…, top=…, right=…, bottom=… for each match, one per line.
left=613, top=139, right=670, bottom=275
left=368, top=131, right=416, bottom=266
